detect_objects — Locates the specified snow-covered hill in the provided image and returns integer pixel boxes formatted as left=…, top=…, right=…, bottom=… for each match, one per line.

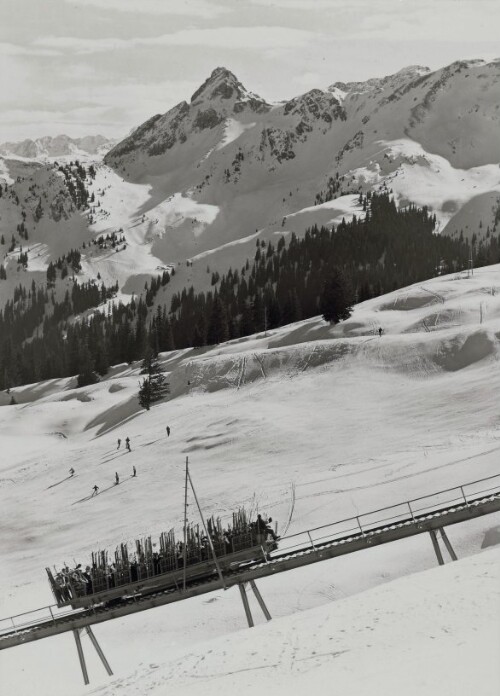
left=0, top=264, right=499, bottom=695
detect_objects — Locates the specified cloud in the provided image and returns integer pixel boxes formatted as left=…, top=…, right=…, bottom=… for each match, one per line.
left=34, top=26, right=316, bottom=54
left=60, top=0, right=228, bottom=18
left=0, top=78, right=200, bottom=141
left=0, top=42, right=60, bottom=57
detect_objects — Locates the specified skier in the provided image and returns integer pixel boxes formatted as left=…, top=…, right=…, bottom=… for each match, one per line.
left=69, top=467, right=75, bottom=477
left=91, top=485, right=99, bottom=496
left=125, top=437, right=131, bottom=452
left=378, top=327, right=383, bottom=337
left=115, top=472, right=119, bottom=485
left=117, top=438, right=121, bottom=450
left=132, top=466, right=137, bottom=477
left=166, top=426, right=170, bottom=437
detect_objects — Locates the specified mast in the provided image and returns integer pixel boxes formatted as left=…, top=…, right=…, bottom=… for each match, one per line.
left=182, top=456, right=188, bottom=591
left=187, top=465, right=226, bottom=589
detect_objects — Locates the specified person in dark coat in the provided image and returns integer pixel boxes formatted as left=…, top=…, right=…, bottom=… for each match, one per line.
left=92, top=485, right=99, bottom=496
left=255, top=514, right=268, bottom=534
left=125, top=437, right=131, bottom=452
left=115, top=472, right=119, bottom=485
left=166, top=426, right=170, bottom=437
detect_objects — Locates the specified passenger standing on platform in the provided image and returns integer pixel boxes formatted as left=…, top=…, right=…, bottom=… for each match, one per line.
left=92, top=485, right=99, bottom=496
left=132, top=466, right=137, bottom=477
left=255, top=514, right=267, bottom=534
left=117, top=438, right=121, bottom=449
left=125, top=437, right=131, bottom=452
left=115, top=472, right=119, bottom=485
left=166, top=426, right=170, bottom=437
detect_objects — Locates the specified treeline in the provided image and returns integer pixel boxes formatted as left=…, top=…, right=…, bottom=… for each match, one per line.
left=0, top=279, right=118, bottom=388
left=1, top=193, right=499, bottom=390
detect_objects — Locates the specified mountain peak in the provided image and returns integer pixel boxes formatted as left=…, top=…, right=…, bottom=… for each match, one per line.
left=190, top=66, right=270, bottom=114
left=190, top=66, right=243, bottom=104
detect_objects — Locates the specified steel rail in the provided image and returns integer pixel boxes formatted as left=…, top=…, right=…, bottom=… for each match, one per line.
left=0, top=476, right=499, bottom=651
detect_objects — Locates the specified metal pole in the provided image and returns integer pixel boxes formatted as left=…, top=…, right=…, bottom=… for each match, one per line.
left=187, top=468, right=226, bottom=589
left=460, top=486, right=468, bottom=505
left=183, top=456, right=188, bottom=591
left=356, top=516, right=364, bottom=536
left=85, top=626, right=113, bottom=676
left=307, top=531, right=316, bottom=550
left=73, top=629, right=89, bottom=685
left=238, top=583, right=254, bottom=627
left=249, top=580, right=272, bottom=621
left=439, top=528, right=458, bottom=562
left=429, top=529, right=445, bottom=566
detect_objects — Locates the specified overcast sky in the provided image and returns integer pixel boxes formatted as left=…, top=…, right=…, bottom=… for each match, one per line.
left=1, top=0, right=499, bottom=141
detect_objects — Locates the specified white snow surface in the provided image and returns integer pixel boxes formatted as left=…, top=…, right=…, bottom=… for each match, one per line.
left=1, top=265, right=500, bottom=695
left=215, top=118, right=256, bottom=151
left=353, top=139, right=500, bottom=232
left=0, top=157, right=14, bottom=185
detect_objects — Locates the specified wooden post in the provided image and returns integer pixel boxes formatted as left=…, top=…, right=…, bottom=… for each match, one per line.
left=239, top=583, right=254, bottom=627
left=73, top=629, right=89, bottom=685
left=86, top=626, right=113, bottom=676
left=183, top=457, right=188, bottom=591
left=439, top=528, right=458, bottom=561
left=249, top=580, right=272, bottom=621
left=429, top=529, right=444, bottom=566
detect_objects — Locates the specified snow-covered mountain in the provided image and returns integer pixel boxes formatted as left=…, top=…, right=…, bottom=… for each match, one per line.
left=1, top=59, right=499, bottom=315
left=1, top=264, right=499, bottom=695
left=0, top=134, right=115, bottom=160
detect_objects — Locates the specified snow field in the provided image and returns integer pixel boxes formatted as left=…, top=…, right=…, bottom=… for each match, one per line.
left=0, top=265, right=499, bottom=695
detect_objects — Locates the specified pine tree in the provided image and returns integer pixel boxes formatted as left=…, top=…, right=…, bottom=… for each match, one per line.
left=319, top=267, right=354, bottom=324
left=138, top=376, right=153, bottom=410
left=138, top=347, right=170, bottom=410
left=77, top=343, right=99, bottom=387
left=207, top=295, right=229, bottom=345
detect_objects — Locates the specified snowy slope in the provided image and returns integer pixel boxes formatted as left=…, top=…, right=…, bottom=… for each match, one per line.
left=0, top=264, right=499, bottom=695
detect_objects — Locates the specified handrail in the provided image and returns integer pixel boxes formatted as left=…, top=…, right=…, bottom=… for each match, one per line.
left=0, top=472, right=499, bottom=633
left=278, top=472, right=500, bottom=542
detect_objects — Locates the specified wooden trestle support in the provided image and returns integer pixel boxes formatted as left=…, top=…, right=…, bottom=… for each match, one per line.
left=429, top=527, right=458, bottom=565
left=238, top=579, right=272, bottom=628
left=73, top=626, right=113, bottom=685
left=72, top=580, right=270, bottom=685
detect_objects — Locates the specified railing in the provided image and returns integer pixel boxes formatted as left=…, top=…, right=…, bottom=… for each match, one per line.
left=0, top=604, right=85, bottom=638
left=1, top=472, right=499, bottom=641
left=250, top=472, right=500, bottom=560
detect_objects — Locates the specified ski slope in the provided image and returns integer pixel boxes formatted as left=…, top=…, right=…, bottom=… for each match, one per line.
left=0, top=265, right=499, bottom=695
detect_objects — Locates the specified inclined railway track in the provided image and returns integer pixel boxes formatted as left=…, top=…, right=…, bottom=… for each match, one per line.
left=1, top=473, right=499, bottom=651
